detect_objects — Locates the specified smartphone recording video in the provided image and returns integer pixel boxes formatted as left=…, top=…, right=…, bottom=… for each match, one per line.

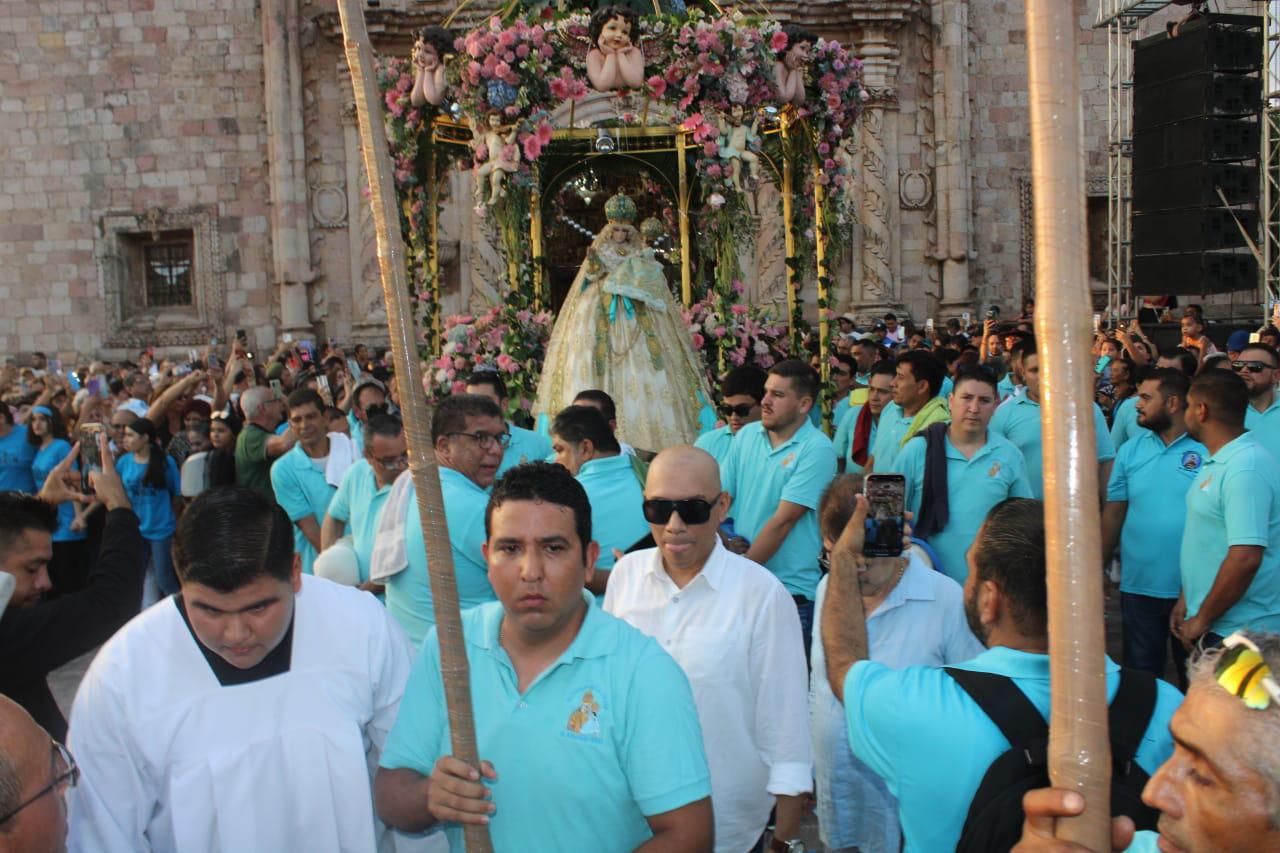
left=863, top=474, right=906, bottom=559
left=79, top=423, right=105, bottom=491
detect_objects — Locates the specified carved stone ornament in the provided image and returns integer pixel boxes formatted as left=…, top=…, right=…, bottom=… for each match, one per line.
left=862, top=87, right=898, bottom=107
left=899, top=170, right=933, bottom=210
left=311, top=184, right=349, bottom=229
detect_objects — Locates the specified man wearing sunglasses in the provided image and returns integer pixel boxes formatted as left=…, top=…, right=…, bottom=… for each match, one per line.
left=695, top=366, right=766, bottom=468
left=606, top=446, right=811, bottom=853
left=721, top=359, right=837, bottom=649
left=1177, top=370, right=1280, bottom=649
left=371, top=394, right=504, bottom=647
left=1014, top=630, right=1280, bottom=853
left=320, top=412, right=407, bottom=594
left=1237, top=342, right=1280, bottom=464
left=0, top=695, right=77, bottom=853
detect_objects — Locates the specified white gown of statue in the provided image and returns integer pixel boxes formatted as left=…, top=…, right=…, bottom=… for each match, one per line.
left=66, top=576, right=428, bottom=853
left=535, top=227, right=713, bottom=451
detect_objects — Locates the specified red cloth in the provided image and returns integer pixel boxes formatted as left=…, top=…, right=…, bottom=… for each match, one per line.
left=851, top=403, right=874, bottom=467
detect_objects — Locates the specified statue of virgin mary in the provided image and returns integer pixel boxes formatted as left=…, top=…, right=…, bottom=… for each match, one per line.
left=535, top=192, right=712, bottom=451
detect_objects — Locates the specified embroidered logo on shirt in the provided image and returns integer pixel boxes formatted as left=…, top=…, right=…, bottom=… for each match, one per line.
left=1180, top=451, right=1203, bottom=471
left=781, top=452, right=796, bottom=469
left=988, top=461, right=1002, bottom=478
left=563, top=688, right=604, bottom=743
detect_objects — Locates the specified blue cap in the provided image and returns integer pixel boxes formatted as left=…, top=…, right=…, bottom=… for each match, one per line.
left=1227, top=330, right=1251, bottom=353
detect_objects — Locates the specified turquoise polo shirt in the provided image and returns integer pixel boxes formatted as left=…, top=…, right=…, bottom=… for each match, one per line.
left=347, top=411, right=364, bottom=450
left=721, top=421, right=837, bottom=598
left=832, top=404, right=877, bottom=476
left=326, top=459, right=392, bottom=584
left=380, top=598, right=712, bottom=851
left=1107, top=431, right=1207, bottom=599
left=115, top=453, right=180, bottom=541
left=31, top=440, right=85, bottom=543
left=996, top=375, right=1019, bottom=401
left=269, top=443, right=338, bottom=576
left=988, top=395, right=1115, bottom=499
left=392, top=467, right=495, bottom=647
left=896, top=432, right=1033, bottom=583
left=1109, top=396, right=1140, bottom=450
left=868, top=401, right=915, bottom=474
left=1180, top=433, right=1280, bottom=634
left=844, top=646, right=1182, bottom=853
left=939, top=376, right=954, bottom=399
left=0, top=424, right=35, bottom=493
left=576, top=454, right=649, bottom=570
left=498, top=422, right=553, bottom=479
left=693, top=424, right=735, bottom=469
left=1245, top=395, right=1280, bottom=466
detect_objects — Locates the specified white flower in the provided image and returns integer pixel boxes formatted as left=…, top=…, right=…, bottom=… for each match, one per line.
left=709, top=192, right=726, bottom=209
left=435, top=369, right=448, bottom=384
left=754, top=340, right=769, bottom=355
left=442, top=341, right=458, bottom=355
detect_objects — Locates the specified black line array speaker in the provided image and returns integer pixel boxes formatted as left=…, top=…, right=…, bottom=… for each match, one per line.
left=1131, top=13, right=1262, bottom=295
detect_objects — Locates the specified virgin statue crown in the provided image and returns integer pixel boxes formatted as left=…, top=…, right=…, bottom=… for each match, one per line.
left=605, top=192, right=638, bottom=225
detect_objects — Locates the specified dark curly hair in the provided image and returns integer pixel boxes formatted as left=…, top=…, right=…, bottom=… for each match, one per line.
left=485, top=460, right=592, bottom=551
left=416, top=26, right=456, bottom=59
left=589, top=5, right=640, bottom=50
left=776, top=24, right=817, bottom=60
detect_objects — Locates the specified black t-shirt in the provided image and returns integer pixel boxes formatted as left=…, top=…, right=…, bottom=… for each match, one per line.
left=174, top=595, right=294, bottom=687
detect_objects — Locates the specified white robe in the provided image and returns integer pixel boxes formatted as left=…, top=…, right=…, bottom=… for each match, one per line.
left=66, top=576, right=423, bottom=853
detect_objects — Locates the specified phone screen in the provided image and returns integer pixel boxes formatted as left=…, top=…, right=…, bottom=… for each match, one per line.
left=79, top=423, right=104, bottom=491
left=863, top=475, right=906, bottom=558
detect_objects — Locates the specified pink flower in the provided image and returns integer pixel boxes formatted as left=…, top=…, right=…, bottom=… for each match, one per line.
left=497, top=30, right=516, bottom=48
left=706, top=163, right=723, bottom=178
left=703, top=140, right=719, bottom=157
left=453, top=356, right=468, bottom=370
left=450, top=380, right=467, bottom=394
left=516, top=43, right=530, bottom=59
left=494, top=62, right=512, bottom=81
left=522, top=134, right=543, bottom=161
left=540, top=43, right=554, bottom=60
left=496, top=353, right=519, bottom=374
left=817, top=173, right=831, bottom=186
left=537, top=121, right=553, bottom=144
left=731, top=303, right=748, bottom=315
left=684, top=113, right=705, bottom=129
left=728, top=350, right=746, bottom=366
left=714, top=325, right=727, bottom=337
left=467, top=41, right=484, bottom=59
left=647, top=75, right=667, bottom=98
left=818, top=142, right=831, bottom=155
left=549, top=77, right=570, bottom=99
left=692, top=333, right=705, bottom=349
left=824, top=158, right=837, bottom=170
left=732, top=280, right=745, bottom=295
left=516, top=309, right=532, bottom=324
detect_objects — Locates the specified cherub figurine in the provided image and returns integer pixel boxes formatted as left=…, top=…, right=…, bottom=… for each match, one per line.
left=774, top=25, right=817, bottom=106
left=719, top=103, right=761, bottom=191
left=472, top=113, right=520, bottom=206
left=586, top=5, right=645, bottom=92
left=410, top=26, right=454, bottom=108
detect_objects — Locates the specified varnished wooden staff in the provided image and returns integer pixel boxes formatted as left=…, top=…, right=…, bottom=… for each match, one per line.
left=335, top=3, right=494, bottom=850
left=1025, top=1, right=1111, bottom=848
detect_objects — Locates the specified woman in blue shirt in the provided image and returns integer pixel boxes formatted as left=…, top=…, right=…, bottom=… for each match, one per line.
left=117, top=416, right=181, bottom=605
left=27, top=405, right=89, bottom=593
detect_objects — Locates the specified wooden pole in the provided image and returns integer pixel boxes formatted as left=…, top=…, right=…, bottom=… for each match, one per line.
left=335, top=4, right=493, bottom=851
left=428, top=140, right=442, bottom=353
left=531, top=163, right=544, bottom=311
left=677, top=129, right=693, bottom=307
left=1025, top=2, right=1110, bottom=848
left=781, top=114, right=798, bottom=349
left=815, top=162, right=831, bottom=430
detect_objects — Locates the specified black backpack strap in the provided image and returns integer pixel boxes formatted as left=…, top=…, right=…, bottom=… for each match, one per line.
left=1108, top=668, right=1158, bottom=775
left=945, top=668, right=1048, bottom=756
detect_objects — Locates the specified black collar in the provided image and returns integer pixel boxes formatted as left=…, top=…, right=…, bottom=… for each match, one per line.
left=174, top=595, right=295, bottom=687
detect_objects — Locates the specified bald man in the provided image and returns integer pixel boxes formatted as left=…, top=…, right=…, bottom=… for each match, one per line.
left=0, top=695, right=74, bottom=853
left=604, top=446, right=812, bottom=853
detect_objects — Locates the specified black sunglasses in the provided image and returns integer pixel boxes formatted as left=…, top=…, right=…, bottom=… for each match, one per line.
left=642, top=497, right=717, bottom=525
left=718, top=403, right=756, bottom=418
left=1233, top=360, right=1276, bottom=374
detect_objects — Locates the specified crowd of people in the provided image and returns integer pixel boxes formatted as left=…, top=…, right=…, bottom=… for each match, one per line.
left=2, top=303, right=1279, bottom=853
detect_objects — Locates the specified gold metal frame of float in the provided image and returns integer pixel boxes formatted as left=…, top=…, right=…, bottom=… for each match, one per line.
left=422, top=113, right=830, bottom=379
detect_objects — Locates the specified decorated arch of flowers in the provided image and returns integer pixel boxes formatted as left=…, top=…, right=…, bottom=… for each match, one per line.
left=376, top=4, right=865, bottom=420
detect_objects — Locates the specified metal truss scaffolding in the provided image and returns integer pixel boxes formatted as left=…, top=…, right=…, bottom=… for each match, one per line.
left=1264, top=1, right=1280, bottom=318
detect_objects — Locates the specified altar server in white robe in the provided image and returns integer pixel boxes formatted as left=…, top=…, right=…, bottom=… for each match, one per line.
left=65, top=485, right=420, bottom=853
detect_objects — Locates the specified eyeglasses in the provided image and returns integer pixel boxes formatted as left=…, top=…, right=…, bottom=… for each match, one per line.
left=0, top=742, right=78, bottom=824
left=445, top=430, right=511, bottom=450
left=831, top=368, right=852, bottom=378
left=371, top=454, right=408, bottom=471
left=718, top=403, right=756, bottom=418
left=642, top=497, right=717, bottom=525
left=1232, top=360, right=1276, bottom=374
left=1215, top=632, right=1280, bottom=711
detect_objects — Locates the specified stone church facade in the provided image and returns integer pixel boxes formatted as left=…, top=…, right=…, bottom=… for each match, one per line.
left=0, top=0, right=1198, bottom=359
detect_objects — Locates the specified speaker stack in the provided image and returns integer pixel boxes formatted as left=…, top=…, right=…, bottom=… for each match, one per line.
left=1131, top=13, right=1263, bottom=295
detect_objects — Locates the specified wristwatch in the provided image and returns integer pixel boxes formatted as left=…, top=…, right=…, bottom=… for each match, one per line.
left=769, top=837, right=804, bottom=853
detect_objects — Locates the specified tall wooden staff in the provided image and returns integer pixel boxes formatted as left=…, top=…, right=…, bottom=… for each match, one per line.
left=335, top=3, right=493, bottom=851
left=1025, top=2, right=1111, bottom=848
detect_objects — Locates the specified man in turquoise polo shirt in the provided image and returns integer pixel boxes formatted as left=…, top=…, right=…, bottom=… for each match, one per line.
left=373, top=462, right=713, bottom=851
left=1176, top=370, right=1280, bottom=646
left=1237, top=342, right=1280, bottom=463
left=551, top=405, right=649, bottom=593
left=897, top=366, right=1033, bottom=582
left=270, top=388, right=350, bottom=575
left=695, top=365, right=766, bottom=468
left=833, top=361, right=894, bottom=475
left=823, top=497, right=1181, bottom=852
left=989, top=339, right=1116, bottom=500
left=465, top=370, right=553, bottom=480
left=1111, top=352, right=1197, bottom=450
left=321, top=411, right=407, bottom=591
left=1102, top=368, right=1205, bottom=684
left=867, top=350, right=948, bottom=475
left=722, top=359, right=837, bottom=646
left=371, top=394, right=503, bottom=647
left=345, top=378, right=387, bottom=451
